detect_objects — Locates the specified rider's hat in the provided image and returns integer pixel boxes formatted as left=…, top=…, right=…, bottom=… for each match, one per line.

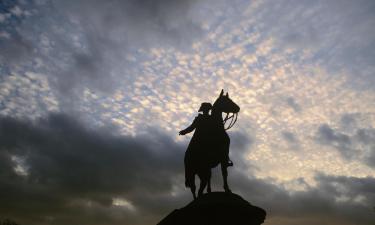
left=198, top=102, right=212, bottom=112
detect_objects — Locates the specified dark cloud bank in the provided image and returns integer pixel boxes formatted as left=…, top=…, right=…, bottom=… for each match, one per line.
left=0, top=113, right=185, bottom=225
left=316, top=122, right=375, bottom=168
left=1, top=114, right=375, bottom=225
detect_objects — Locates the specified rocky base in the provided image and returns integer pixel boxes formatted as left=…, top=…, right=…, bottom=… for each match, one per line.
left=157, top=192, right=266, bottom=225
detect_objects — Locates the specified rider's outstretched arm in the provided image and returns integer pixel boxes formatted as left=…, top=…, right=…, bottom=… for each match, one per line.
left=179, top=117, right=198, bottom=135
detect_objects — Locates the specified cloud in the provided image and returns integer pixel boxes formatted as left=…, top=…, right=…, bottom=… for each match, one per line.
left=280, top=131, right=300, bottom=151
left=250, top=0, right=375, bottom=90
left=315, top=123, right=375, bottom=168
left=0, top=0, right=207, bottom=96
left=316, top=124, right=353, bottom=159
left=0, top=35, right=33, bottom=67
left=228, top=131, right=255, bottom=171
left=281, top=131, right=298, bottom=143
left=1, top=1, right=375, bottom=224
left=231, top=172, right=375, bottom=225
left=340, top=114, right=357, bottom=129
left=1, top=113, right=374, bottom=225
left=0, top=113, right=187, bottom=225
left=286, top=97, right=301, bottom=112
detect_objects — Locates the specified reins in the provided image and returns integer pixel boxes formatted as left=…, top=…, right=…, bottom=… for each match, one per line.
left=223, top=112, right=238, bottom=130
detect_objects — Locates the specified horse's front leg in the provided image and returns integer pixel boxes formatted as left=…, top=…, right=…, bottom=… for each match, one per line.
left=198, top=180, right=207, bottom=198
left=221, top=163, right=231, bottom=193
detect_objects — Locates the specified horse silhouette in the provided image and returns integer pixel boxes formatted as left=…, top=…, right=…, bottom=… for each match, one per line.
left=181, top=90, right=240, bottom=199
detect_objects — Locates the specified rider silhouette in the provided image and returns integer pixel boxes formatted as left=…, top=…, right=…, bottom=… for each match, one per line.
left=179, top=102, right=233, bottom=173
left=179, top=102, right=212, bottom=136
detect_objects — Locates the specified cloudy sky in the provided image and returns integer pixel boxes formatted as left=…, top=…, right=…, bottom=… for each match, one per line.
left=1, top=0, right=375, bottom=224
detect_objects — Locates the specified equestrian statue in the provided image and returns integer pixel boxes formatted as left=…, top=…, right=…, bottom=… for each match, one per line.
left=179, top=89, right=240, bottom=199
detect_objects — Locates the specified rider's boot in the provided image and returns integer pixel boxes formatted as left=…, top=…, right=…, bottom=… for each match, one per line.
left=224, top=157, right=233, bottom=167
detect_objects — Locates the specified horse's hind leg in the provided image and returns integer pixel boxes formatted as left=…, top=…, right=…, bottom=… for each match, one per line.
left=190, top=180, right=196, bottom=199
left=221, top=163, right=231, bottom=193
left=207, top=169, right=212, bottom=193
left=198, top=170, right=209, bottom=197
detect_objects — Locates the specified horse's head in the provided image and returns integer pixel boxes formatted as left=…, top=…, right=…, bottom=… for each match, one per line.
left=213, top=89, right=240, bottom=114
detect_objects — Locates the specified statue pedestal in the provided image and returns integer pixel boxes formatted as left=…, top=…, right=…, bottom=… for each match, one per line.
left=157, top=192, right=266, bottom=225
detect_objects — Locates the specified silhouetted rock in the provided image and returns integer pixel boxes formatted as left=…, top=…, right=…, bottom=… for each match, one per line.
left=157, top=192, right=266, bottom=225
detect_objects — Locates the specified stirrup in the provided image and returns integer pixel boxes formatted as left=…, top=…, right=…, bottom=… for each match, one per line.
left=227, top=160, right=233, bottom=167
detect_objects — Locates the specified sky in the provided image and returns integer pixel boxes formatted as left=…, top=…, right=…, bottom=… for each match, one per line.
left=0, top=0, right=375, bottom=224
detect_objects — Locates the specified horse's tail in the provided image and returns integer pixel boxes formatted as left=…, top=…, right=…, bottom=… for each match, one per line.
left=184, top=149, right=194, bottom=188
